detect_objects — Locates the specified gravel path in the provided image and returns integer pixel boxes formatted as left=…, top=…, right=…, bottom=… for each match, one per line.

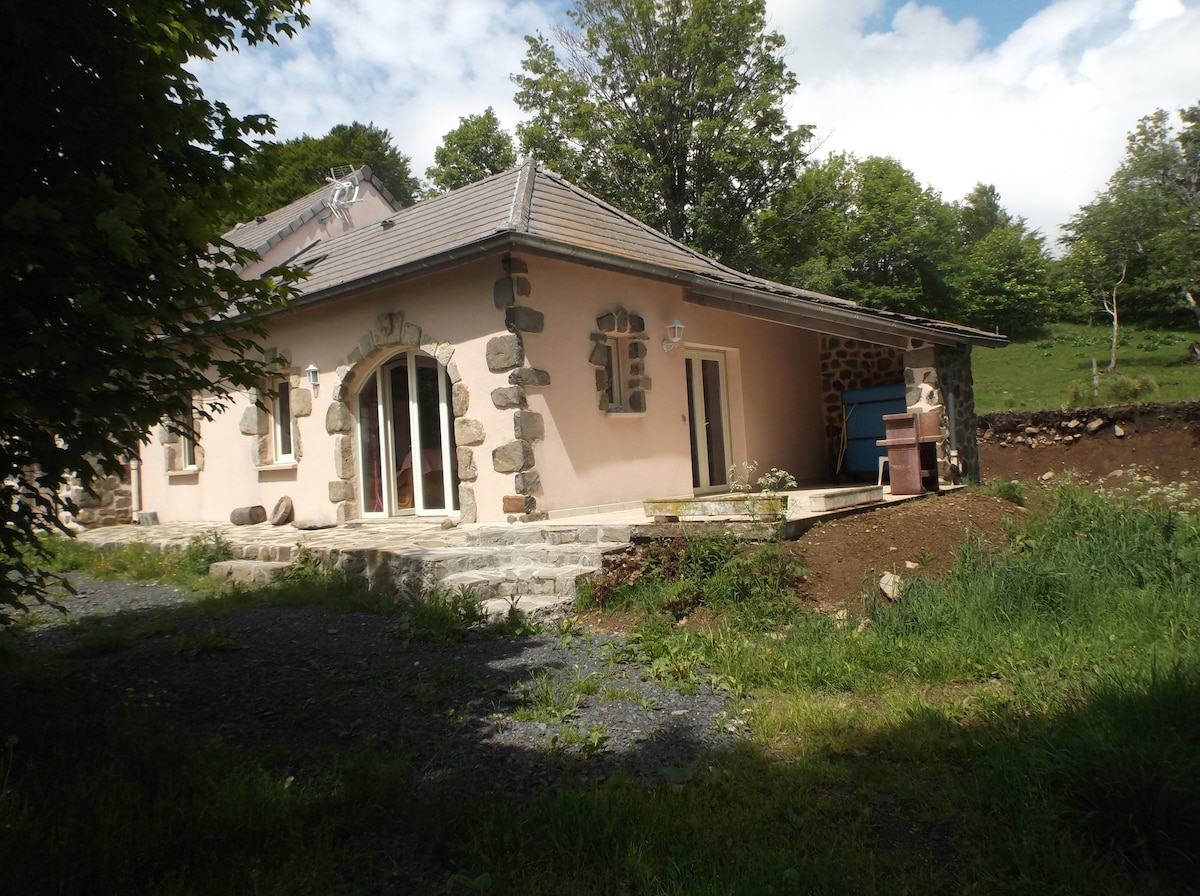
left=15, top=576, right=750, bottom=794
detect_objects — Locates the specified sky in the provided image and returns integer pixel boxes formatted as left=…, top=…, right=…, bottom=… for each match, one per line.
left=194, top=0, right=1199, bottom=245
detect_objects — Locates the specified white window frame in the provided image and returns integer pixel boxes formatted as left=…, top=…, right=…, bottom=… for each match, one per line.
left=603, top=337, right=625, bottom=413
left=180, top=405, right=200, bottom=470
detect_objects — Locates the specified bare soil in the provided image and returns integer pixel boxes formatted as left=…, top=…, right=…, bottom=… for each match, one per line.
left=601, top=402, right=1200, bottom=618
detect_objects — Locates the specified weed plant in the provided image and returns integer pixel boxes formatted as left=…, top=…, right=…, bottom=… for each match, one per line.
left=394, top=584, right=484, bottom=644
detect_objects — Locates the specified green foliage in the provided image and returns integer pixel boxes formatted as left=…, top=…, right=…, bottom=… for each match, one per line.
left=178, top=531, right=234, bottom=577
left=240, top=121, right=420, bottom=216
left=1045, top=661, right=1200, bottom=875
left=985, top=479, right=1027, bottom=507
left=513, top=0, right=810, bottom=265
left=597, top=533, right=806, bottom=629
left=35, top=532, right=229, bottom=589
left=512, top=669, right=582, bottom=724
left=955, top=218, right=1059, bottom=336
left=0, top=0, right=309, bottom=620
left=1066, top=371, right=1159, bottom=407
left=426, top=107, right=517, bottom=193
left=756, top=154, right=963, bottom=320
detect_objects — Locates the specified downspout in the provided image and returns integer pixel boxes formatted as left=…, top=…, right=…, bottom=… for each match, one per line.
left=129, top=455, right=142, bottom=515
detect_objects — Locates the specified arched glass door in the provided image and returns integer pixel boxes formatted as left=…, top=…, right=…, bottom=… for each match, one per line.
left=358, top=353, right=459, bottom=516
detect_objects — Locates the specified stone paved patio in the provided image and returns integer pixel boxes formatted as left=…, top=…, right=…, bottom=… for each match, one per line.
left=74, top=485, right=933, bottom=617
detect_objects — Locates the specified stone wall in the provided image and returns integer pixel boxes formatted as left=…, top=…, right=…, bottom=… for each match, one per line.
left=63, top=464, right=133, bottom=528
left=935, top=343, right=978, bottom=482
left=819, top=336, right=905, bottom=476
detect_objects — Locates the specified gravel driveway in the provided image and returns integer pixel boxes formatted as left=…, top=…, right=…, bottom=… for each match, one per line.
left=15, top=576, right=750, bottom=793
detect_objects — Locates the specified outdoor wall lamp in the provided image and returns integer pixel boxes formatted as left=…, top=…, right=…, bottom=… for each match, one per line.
left=305, top=363, right=320, bottom=396
left=662, top=319, right=685, bottom=352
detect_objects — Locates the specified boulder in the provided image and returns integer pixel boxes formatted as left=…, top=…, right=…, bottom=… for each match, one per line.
left=270, top=496, right=294, bottom=526
left=230, top=505, right=267, bottom=526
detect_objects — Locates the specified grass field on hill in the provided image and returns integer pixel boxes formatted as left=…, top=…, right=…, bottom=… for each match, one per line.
left=972, top=322, right=1200, bottom=412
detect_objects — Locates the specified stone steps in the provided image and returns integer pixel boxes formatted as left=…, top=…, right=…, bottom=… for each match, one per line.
left=210, top=526, right=632, bottom=618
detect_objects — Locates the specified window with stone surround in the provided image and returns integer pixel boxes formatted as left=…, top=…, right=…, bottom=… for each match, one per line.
left=239, top=371, right=312, bottom=469
left=589, top=307, right=650, bottom=414
left=163, top=401, right=203, bottom=474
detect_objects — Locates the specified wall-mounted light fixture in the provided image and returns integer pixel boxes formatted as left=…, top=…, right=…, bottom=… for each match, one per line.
left=662, top=319, right=685, bottom=352
left=305, top=363, right=320, bottom=396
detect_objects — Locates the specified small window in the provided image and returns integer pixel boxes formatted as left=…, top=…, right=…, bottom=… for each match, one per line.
left=167, top=402, right=202, bottom=473
left=181, top=413, right=199, bottom=470
left=273, top=379, right=295, bottom=462
left=602, top=338, right=624, bottom=412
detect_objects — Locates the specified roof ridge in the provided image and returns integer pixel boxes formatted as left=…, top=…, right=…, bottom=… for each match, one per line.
left=532, top=167, right=764, bottom=282
left=505, top=157, right=538, bottom=232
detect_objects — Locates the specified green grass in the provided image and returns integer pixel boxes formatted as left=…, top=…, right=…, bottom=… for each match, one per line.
left=2, top=482, right=1198, bottom=893
left=973, top=322, right=1200, bottom=411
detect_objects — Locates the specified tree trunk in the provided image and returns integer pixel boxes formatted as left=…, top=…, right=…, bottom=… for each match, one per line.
left=1106, top=260, right=1128, bottom=373
left=1184, top=289, right=1200, bottom=330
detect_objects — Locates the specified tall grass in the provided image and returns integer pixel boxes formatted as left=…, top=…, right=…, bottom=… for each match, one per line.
left=2, top=484, right=1197, bottom=893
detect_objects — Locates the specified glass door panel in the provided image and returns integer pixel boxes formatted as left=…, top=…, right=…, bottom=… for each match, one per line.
left=388, top=361, right=414, bottom=509
left=685, top=351, right=730, bottom=492
left=358, top=376, right=385, bottom=514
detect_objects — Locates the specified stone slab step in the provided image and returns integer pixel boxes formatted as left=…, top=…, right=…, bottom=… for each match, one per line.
left=643, top=494, right=787, bottom=518
left=481, top=593, right=572, bottom=624
left=208, top=560, right=291, bottom=585
left=805, top=485, right=884, bottom=512
left=466, top=525, right=632, bottom=547
left=438, top=563, right=594, bottom=602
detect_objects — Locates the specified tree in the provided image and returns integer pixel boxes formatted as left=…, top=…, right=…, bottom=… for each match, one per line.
left=953, top=184, right=1057, bottom=336
left=512, top=0, right=810, bottom=265
left=1063, top=104, right=1200, bottom=333
left=957, top=183, right=1011, bottom=244
left=0, top=0, right=308, bottom=619
left=954, top=222, right=1056, bottom=337
left=755, top=154, right=959, bottom=319
left=241, top=122, right=421, bottom=217
left=426, top=108, right=518, bottom=193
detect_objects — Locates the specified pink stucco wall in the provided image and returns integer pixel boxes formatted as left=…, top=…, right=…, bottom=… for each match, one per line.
left=138, top=258, right=508, bottom=524
left=138, top=251, right=830, bottom=525
left=520, top=257, right=826, bottom=516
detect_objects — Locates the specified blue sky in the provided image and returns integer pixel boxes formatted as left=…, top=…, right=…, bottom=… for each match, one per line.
left=873, top=0, right=1055, bottom=46
left=194, top=0, right=1199, bottom=243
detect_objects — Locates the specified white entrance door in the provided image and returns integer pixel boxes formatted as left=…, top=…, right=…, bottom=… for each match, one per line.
left=357, top=353, right=458, bottom=516
left=685, top=350, right=731, bottom=492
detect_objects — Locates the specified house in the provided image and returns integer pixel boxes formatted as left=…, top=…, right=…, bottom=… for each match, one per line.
left=134, top=159, right=1006, bottom=527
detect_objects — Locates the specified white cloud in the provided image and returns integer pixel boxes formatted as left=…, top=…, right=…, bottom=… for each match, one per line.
left=770, top=0, right=1200, bottom=243
left=194, top=0, right=558, bottom=175
left=196, top=0, right=1198, bottom=244
left=1130, top=0, right=1186, bottom=27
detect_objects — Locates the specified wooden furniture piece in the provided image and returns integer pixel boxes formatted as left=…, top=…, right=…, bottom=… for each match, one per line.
left=876, top=412, right=941, bottom=495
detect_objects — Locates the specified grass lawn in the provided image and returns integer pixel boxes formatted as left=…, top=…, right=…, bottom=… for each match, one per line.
left=2, top=481, right=1198, bottom=894
left=972, top=322, right=1200, bottom=412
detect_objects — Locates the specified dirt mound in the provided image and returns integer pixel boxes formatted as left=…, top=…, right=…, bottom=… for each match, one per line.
left=979, top=401, right=1199, bottom=485
left=785, top=490, right=1024, bottom=615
